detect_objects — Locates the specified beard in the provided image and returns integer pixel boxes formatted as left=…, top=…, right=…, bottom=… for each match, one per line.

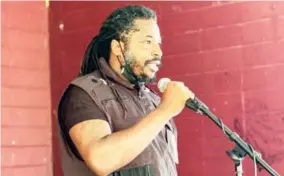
left=123, top=51, right=161, bottom=84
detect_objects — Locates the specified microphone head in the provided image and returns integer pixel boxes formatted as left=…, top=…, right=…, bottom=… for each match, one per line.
left=158, top=77, right=171, bottom=93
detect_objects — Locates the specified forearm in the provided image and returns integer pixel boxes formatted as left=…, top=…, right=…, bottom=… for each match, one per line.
left=86, top=108, right=173, bottom=175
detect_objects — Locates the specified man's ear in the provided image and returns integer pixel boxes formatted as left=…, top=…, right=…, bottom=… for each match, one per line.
left=111, top=39, right=125, bottom=56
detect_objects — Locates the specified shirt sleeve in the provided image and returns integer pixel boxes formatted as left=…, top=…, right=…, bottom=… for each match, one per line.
left=59, top=85, right=109, bottom=132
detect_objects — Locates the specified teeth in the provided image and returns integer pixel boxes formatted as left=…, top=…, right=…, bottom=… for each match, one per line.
left=147, top=63, right=159, bottom=71
left=152, top=61, right=161, bottom=65
left=148, top=60, right=161, bottom=65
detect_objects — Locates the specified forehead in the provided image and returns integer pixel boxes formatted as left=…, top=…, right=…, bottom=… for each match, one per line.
left=130, top=19, right=161, bottom=42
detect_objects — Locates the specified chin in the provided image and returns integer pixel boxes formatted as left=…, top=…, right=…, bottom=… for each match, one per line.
left=146, top=74, right=157, bottom=83
left=139, top=70, right=158, bottom=83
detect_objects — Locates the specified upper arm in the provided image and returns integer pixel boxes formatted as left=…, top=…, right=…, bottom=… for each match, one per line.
left=58, top=85, right=112, bottom=159
left=69, top=119, right=111, bottom=159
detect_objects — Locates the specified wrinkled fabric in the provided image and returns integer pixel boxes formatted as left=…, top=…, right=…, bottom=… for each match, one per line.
left=58, top=58, right=178, bottom=176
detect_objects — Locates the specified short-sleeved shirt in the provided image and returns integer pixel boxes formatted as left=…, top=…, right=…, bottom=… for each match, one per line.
left=58, top=58, right=179, bottom=176
left=60, top=85, right=107, bottom=132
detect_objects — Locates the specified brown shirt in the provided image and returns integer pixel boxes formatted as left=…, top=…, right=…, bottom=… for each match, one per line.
left=58, top=58, right=179, bottom=176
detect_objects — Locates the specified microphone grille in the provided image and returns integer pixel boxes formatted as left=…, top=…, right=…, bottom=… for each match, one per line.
left=157, top=78, right=171, bottom=93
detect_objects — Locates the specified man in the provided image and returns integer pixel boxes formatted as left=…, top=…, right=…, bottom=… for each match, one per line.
left=58, top=5, right=194, bottom=176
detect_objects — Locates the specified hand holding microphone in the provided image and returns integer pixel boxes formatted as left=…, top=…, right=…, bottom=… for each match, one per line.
left=157, top=78, right=208, bottom=116
left=157, top=78, right=195, bottom=117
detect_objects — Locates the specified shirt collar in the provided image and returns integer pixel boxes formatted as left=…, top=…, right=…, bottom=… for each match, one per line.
left=99, top=57, right=137, bottom=89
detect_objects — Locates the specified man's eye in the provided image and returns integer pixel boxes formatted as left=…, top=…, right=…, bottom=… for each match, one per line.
left=145, top=40, right=152, bottom=44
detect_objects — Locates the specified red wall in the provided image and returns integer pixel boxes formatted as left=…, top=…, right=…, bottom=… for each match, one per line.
left=49, top=1, right=284, bottom=176
left=1, top=1, right=53, bottom=176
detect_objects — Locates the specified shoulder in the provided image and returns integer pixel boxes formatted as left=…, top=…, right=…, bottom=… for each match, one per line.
left=71, top=71, right=108, bottom=90
left=58, top=74, right=110, bottom=132
left=58, top=71, right=110, bottom=116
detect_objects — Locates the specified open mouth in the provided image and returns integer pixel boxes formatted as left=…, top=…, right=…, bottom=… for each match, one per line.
left=147, top=63, right=160, bottom=72
left=145, top=59, right=161, bottom=72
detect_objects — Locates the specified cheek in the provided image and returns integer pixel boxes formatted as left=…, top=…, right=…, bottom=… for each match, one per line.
left=129, top=49, right=149, bottom=65
left=132, top=60, right=151, bottom=76
left=126, top=50, right=151, bottom=72
left=143, top=67, right=153, bottom=75
left=129, top=57, right=145, bottom=74
left=131, top=56, right=148, bottom=70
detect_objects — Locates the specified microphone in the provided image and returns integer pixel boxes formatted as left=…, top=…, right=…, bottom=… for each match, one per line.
left=157, top=78, right=208, bottom=114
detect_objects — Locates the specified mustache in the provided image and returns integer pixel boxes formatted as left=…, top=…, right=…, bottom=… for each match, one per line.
left=144, top=58, right=162, bottom=68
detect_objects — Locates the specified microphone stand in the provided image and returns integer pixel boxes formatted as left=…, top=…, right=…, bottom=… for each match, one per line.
left=190, top=98, right=280, bottom=176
